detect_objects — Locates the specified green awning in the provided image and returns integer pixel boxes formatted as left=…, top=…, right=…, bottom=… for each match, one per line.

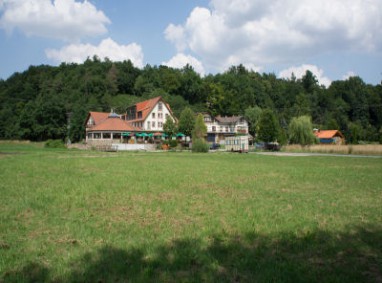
left=176, top=132, right=185, bottom=137
left=122, top=132, right=131, bottom=137
left=136, top=132, right=148, bottom=137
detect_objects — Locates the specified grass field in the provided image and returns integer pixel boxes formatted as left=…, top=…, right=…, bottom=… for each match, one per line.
left=1, top=143, right=382, bottom=282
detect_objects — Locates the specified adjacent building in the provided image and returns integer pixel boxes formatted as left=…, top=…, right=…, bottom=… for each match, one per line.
left=314, top=129, right=345, bottom=145
left=202, top=113, right=249, bottom=144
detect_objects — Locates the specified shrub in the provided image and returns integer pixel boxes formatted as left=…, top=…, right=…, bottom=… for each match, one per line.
left=45, top=139, right=66, bottom=149
left=191, top=139, right=209, bottom=153
left=169, top=139, right=178, bottom=148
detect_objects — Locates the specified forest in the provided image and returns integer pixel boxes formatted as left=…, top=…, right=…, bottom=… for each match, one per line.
left=0, top=56, right=381, bottom=144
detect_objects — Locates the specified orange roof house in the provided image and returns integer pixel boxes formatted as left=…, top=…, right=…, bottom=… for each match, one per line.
left=314, top=130, right=345, bottom=145
left=85, top=96, right=176, bottom=143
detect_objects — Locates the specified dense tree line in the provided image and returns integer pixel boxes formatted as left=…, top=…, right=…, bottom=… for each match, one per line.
left=0, top=57, right=381, bottom=143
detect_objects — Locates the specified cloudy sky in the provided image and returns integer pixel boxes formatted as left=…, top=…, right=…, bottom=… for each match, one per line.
left=1, top=0, right=381, bottom=86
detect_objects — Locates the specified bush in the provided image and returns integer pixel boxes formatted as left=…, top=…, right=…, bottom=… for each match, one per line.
left=45, top=139, right=66, bottom=149
left=169, top=139, right=178, bottom=148
left=191, top=139, right=209, bottom=153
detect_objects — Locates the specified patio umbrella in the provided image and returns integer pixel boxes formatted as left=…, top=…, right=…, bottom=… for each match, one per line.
left=122, top=132, right=131, bottom=137
left=176, top=132, right=185, bottom=137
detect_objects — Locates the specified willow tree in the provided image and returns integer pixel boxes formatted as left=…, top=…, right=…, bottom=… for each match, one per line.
left=288, top=115, right=316, bottom=145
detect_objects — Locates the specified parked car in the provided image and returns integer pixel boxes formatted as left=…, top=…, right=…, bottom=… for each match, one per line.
left=264, top=142, right=281, bottom=151
left=209, top=143, right=221, bottom=150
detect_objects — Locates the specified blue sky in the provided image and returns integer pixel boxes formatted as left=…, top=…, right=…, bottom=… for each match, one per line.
left=1, top=0, right=381, bottom=86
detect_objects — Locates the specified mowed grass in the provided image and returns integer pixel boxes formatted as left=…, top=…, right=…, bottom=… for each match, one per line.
left=1, top=143, right=381, bottom=282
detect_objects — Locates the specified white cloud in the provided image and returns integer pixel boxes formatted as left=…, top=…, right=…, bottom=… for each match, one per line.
left=278, top=64, right=332, bottom=87
left=165, top=0, right=382, bottom=73
left=46, top=38, right=144, bottom=67
left=0, top=0, right=110, bottom=41
left=342, top=71, right=357, bottom=80
left=162, top=53, right=205, bottom=76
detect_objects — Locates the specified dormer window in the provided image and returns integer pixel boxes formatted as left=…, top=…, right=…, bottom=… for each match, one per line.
left=138, top=111, right=142, bottom=119
left=158, top=102, right=163, bottom=111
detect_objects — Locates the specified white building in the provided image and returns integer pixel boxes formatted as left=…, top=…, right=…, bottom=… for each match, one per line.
left=202, top=113, right=249, bottom=144
left=122, top=96, right=175, bottom=131
left=85, top=96, right=176, bottom=145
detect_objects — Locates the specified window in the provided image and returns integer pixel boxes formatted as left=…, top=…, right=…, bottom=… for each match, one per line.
left=103, top=133, right=111, bottom=139
left=212, top=126, right=216, bottom=132
left=158, top=122, right=163, bottom=128
left=225, top=127, right=229, bottom=132
left=138, top=111, right=142, bottom=119
left=158, top=113, right=163, bottom=119
left=152, top=121, right=155, bottom=127
left=94, top=133, right=101, bottom=139
left=165, top=113, right=169, bottom=119
left=158, top=102, right=163, bottom=111
left=147, top=121, right=151, bottom=130
left=152, top=112, right=155, bottom=118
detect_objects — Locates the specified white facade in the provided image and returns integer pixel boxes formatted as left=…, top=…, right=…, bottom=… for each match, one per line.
left=225, top=135, right=249, bottom=152
left=203, top=113, right=249, bottom=143
left=142, top=102, right=173, bottom=131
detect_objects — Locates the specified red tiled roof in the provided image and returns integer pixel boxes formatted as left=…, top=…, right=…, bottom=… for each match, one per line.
left=134, top=96, right=162, bottom=121
left=127, top=96, right=176, bottom=122
left=314, top=130, right=344, bottom=139
left=90, top=117, right=140, bottom=132
left=86, top=112, right=109, bottom=126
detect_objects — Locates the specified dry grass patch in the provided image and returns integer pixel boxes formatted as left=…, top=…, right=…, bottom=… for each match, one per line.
left=284, top=144, right=382, bottom=155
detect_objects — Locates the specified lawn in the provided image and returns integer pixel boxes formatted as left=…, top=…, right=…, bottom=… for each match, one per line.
left=1, top=143, right=381, bottom=282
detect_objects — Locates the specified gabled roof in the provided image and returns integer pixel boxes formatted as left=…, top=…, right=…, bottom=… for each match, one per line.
left=127, top=96, right=175, bottom=122
left=90, top=117, right=140, bottom=132
left=134, top=96, right=162, bottom=121
left=86, top=112, right=109, bottom=126
left=215, top=115, right=243, bottom=124
left=314, top=130, right=344, bottom=139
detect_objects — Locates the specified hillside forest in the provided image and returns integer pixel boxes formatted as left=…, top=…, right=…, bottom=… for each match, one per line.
left=0, top=57, right=381, bottom=144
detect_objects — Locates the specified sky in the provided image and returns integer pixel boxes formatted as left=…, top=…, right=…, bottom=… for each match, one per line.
left=1, top=0, right=382, bottom=87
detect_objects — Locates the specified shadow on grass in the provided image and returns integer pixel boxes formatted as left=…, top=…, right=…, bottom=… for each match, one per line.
left=2, top=226, right=381, bottom=283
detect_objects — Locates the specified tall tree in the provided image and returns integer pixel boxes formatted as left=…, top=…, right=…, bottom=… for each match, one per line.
left=258, top=109, right=281, bottom=143
left=178, top=107, right=195, bottom=137
left=192, top=113, right=207, bottom=140
left=163, top=116, right=177, bottom=139
left=288, top=116, right=316, bottom=145
left=244, top=106, right=262, bottom=137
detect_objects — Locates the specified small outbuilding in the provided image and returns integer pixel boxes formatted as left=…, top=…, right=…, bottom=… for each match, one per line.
left=314, top=130, right=345, bottom=145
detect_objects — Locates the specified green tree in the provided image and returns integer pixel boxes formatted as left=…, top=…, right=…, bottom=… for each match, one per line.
left=163, top=116, right=177, bottom=139
left=288, top=116, right=316, bottom=145
left=178, top=107, right=195, bottom=137
left=244, top=106, right=262, bottom=136
left=192, top=113, right=207, bottom=140
left=258, top=109, right=280, bottom=143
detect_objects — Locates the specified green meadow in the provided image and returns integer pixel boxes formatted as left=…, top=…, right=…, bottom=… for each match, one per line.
left=1, top=143, right=381, bottom=282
